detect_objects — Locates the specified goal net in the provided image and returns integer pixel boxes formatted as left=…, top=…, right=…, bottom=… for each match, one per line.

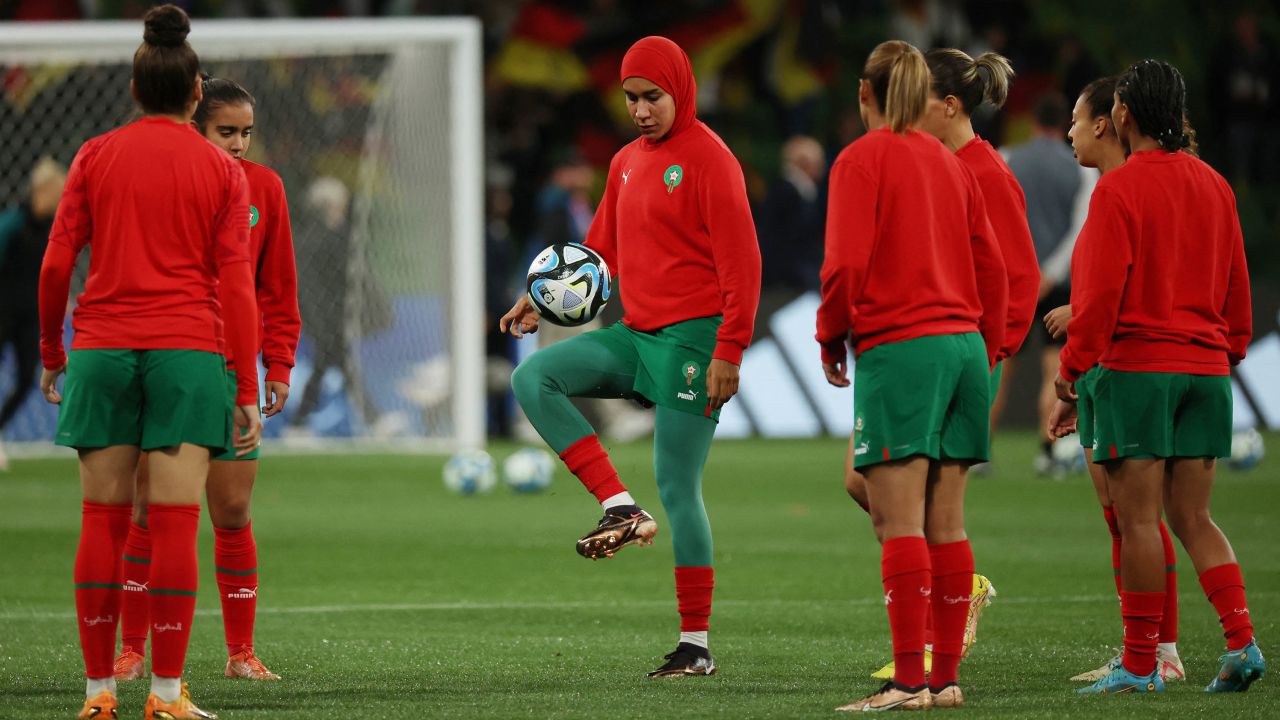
left=0, top=18, right=484, bottom=453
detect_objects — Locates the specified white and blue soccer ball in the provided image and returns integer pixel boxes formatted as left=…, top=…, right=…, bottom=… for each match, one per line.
left=526, top=243, right=611, bottom=327
left=1051, top=436, right=1086, bottom=473
left=502, top=448, right=554, bottom=493
left=442, top=450, right=497, bottom=495
left=1229, top=428, right=1265, bottom=471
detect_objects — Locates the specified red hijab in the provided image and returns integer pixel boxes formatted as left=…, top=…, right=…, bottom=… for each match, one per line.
left=619, top=36, right=697, bottom=143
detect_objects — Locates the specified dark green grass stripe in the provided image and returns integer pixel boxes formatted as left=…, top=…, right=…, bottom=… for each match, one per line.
left=215, top=566, right=257, bottom=576
left=74, top=582, right=123, bottom=590
left=148, top=588, right=197, bottom=596
left=123, top=554, right=150, bottom=564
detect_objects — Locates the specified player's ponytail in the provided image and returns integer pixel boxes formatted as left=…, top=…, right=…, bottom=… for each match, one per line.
left=1116, top=59, right=1191, bottom=152
left=925, top=48, right=1014, bottom=114
left=132, top=4, right=200, bottom=115
left=865, top=40, right=928, bottom=134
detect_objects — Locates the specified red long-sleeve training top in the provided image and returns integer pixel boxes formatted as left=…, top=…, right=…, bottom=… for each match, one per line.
left=586, top=120, right=762, bottom=365
left=956, top=137, right=1039, bottom=359
left=226, top=159, right=300, bottom=386
left=817, top=127, right=1008, bottom=365
left=38, top=117, right=260, bottom=404
left=1060, top=149, right=1251, bottom=381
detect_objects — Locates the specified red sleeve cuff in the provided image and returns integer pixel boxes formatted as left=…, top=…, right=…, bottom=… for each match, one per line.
left=819, top=338, right=846, bottom=365
left=43, top=350, right=67, bottom=371
left=1059, top=363, right=1081, bottom=384
left=265, top=364, right=293, bottom=385
left=712, top=341, right=744, bottom=366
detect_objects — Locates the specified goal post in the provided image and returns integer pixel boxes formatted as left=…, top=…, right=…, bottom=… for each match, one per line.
left=0, top=18, right=485, bottom=453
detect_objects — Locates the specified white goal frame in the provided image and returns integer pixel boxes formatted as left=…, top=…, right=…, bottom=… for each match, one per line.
left=0, top=18, right=486, bottom=453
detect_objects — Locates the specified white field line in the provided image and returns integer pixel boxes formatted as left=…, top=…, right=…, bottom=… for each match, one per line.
left=0, top=592, right=1208, bottom=623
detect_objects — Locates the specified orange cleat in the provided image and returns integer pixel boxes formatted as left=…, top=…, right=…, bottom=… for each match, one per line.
left=113, top=647, right=146, bottom=681
left=225, top=648, right=281, bottom=680
left=77, top=691, right=118, bottom=719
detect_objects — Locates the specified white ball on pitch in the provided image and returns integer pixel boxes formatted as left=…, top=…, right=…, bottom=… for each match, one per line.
left=1051, top=436, right=1085, bottom=472
left=503, top=447, right=554, bottom=493
left=443, top=449, right=496, bottom=495
left=1229, top=428, right=1265, bottom=470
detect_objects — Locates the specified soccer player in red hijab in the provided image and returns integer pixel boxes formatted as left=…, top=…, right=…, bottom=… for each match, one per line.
left=38, top=5, right=261, bottom=719
left=500, top=35, right=761, bottom=677
left=114, top=76, right=300, bottom=685
left=1059, top=59, right=1260, bottom=696
left=817, top=40, right=1007, bottom=711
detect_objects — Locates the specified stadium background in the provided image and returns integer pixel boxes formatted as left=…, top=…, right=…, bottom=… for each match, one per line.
left=1, top=0, right=1278, bottom=444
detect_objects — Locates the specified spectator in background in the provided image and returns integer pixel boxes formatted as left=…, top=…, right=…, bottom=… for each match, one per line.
left=758, top=135, right=826, bottom=297
left=0, top=157, right=66, bottom=470
left=1211, top=10, right=1274, bottom=185
left=290, top=175, right=382, bottom=432
left=1003, top=92, right=1084, bottom=475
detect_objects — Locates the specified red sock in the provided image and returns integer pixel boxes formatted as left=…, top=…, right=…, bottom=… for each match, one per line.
left=923, top=605, right=935, bottom=648
left=215, top=523, right=259, bottom=655
left=1103, top=506, right=1122, bottom=595
left=1199, top=563, right=1254, bottom=650
left=120, top=521, right=152, bottom=655
left=559, top=435, right=626, bottom=503
left=927, top=540, right=974, bottom=689
left=1120, top=590, right=1164, bottom=676
left=1158, top=520, right=1178, bottom=643
left=674, top=566, right=714, bottom=632
left=881, top=537, right=931, bottom=689
left=74, top=501, right=131, bottom=678
left=147, top=504, right=201, bottom=678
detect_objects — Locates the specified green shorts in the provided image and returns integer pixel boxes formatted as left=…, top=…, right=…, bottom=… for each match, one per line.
left=852, top=332, right=990, bottom=469
left=57, top=349, right=231, bottom=452
left=1090, top=368, right=1232, bottom=462
left=593, top=316, right=723, bottom=421
left=212, top=369, right=260, bottom=462
left=1075, top=366, right=1100, bottom=450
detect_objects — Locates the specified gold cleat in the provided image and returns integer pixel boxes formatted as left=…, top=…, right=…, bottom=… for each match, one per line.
left=224, top=648, right=281, bottom=680
left=143, top=683, right=217, bottom=720
left=575, top=506, right=657, bottom=559
left=930, top=683, right=964, bottom=708
left=78, top=691, right=118, bottom=719
left=962, top=574, right=996, bottom=656
left=836, top=682, right=932, bottom=712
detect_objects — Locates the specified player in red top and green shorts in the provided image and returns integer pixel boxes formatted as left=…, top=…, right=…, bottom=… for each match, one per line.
left=114, top=76, right=301, bottom=684
left=1047, top=76, right=1186, bottom=684
left=1056, top=60, right=1261, bottom=696
left=500, top=36, right=760, bottom=678
left=38, top=7, right=263, bottom=719
left=817, top=41, right=1008, bottom=712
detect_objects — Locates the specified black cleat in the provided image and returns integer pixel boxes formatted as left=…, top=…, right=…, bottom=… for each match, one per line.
left=575, top=505, right=657, bottom=559
left=647, top=642, right=716, bottom=678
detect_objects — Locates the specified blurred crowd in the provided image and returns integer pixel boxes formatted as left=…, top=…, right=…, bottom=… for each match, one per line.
left=2, top=0, right=1278, bottom=437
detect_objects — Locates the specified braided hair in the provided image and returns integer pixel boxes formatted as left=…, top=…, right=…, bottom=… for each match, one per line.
left=1115, top=59, right=1191, bottom=152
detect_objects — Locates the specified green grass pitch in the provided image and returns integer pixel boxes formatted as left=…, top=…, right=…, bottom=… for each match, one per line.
left=0, top=431, right=1275, bottom=719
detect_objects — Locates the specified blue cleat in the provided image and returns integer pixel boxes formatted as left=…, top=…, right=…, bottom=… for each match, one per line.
left=1205, top=640, right=1266, bottom=693
left=1076, top=665, right=1164, bottom=695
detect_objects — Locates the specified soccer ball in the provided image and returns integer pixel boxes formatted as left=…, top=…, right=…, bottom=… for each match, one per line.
left=1229, top=428, right=1265, bottom=470
left=526, top=243, right=610, bottom=327
left=1051, top=436, right=1086, bottom=473
left=502, top=448, right=554, bottom=493
left=442, top=450, right=496, bottom=495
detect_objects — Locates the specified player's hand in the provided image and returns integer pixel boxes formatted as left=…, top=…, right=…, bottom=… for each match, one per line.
left=1044, top=304, right=1072, bottom=340
left=40, top=365, right=66, bottom=404
left=232, top=404, right=263, bottom=458
left=1054, top=372, right=1077, bottom=402
left=499, top=295, right=541, bottom=338
left=823, top=359, right=850, bottom=388
left=1047, top=399, right=1078, bottom=440
left=262, top=380, right=290, bottom=417
left=706, top=359, right=739, bottom=411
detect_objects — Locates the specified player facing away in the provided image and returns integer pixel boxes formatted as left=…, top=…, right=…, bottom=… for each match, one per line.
left=1047, top=76, right=1185, bottom=684
left=817, top=40, right=1008, bottom=712
left=500, top=36, right=761, bottom=677
left=37, top=5, right=263, bottom=719
left=1053, top=60, right=1261, bottom=695
left=114, top=76, right=300, bottom=684
left=842, top=47, right=1037, bottom=683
